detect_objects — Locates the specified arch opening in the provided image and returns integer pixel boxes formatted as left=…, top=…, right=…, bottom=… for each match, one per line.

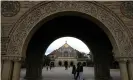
left=64, top=61, right=68, bottom=66
left=70, top=61, right=74, bottom=66
left=58, top=61, right=62, bottom=66
left=22, top=11, right=117, bottom=58
left=21, top=11, right=120, bottom=80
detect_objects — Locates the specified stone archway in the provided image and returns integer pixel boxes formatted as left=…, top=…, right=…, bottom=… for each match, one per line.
left=2, top=1, right=133, bottom=80
left=70, top=61, right=74, bottom=66
left=6, top=2, right=133, bottom=58
left=64, top=61, right=68, bottom=66
left=58, top=61, right=62, bottom=66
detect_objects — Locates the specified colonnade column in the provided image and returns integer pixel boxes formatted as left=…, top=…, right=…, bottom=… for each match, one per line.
left=25, top=54, right=43, bottom=80
left=94, top=63, right=111, bottom=80
left=127, top=58, right=133, bottom=80
left=117, top=58, right=129, bottom=80
left=12, top=61, right=22, bottom=80
left=2, top=60, right=13, bottom=80
left=1, top=60, right=4, bottom=74
left=93, top=50, right=112, bottom=80
left=25, top=63, right=42, bottom=79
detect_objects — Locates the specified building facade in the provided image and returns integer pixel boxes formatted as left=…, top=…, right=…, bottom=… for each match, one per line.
left=47, top=42, right=89, bottom=67
left=1, top=1, right=133, bottom=80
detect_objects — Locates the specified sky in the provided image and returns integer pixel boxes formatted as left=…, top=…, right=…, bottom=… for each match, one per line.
left=45, top=37, right=90, bottom=55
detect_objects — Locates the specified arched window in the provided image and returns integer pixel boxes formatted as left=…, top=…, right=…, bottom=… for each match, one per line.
left=64, top=61, right=68, bottom=66
left=64, top=51, right=68, bottom=57
left=58, top=61, right=62, bottom=66
left=70, top=61, right=74, bottom=66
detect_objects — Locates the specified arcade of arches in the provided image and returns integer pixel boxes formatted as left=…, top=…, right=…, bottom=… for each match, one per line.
left=1, top=1, right=133, bottom=80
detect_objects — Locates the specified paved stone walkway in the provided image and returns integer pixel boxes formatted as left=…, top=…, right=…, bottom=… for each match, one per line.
left=20, top=67, right=121, bottom=80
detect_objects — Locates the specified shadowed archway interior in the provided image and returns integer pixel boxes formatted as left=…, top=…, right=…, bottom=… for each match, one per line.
left=26, top=14, right=113, bottom=54
left=25, top=13, right=114, bottom=80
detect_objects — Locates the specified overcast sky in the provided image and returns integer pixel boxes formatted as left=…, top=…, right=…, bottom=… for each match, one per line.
left=45, top=37, right=90, bottom=55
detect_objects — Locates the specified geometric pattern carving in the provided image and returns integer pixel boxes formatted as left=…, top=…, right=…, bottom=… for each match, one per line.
left=131, top=28, right=133, bottom=35
left=120, top=1, right=133, bottom=19
left=115, top=57, right=133, bottom=63
left=2, top=55, right=24, bottom=61
left=1, top=37, right=10, bottom=55
left=5, top=2, right=133, bottom=59
left=1, top=1, right=20, bottom=17
left=1, top=25, right=13, bottom=37
left=115, top=57, right=128, bottom=63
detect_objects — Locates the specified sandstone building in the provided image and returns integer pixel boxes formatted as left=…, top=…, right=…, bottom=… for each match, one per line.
left=47, top=42, right=89, bottom=67
left=1, top=1, right=133, bottom=80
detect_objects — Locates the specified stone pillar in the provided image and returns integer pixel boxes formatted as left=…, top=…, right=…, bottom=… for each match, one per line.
left=118, top=58, right=129, bottom=80
left=1, top=60, right=4, bottom=73
left=127, top=58, right=133, bottom=80
left=12, top=61, right=22, bottom=80
left=25, top=52, right=44, bottom=79
left=94, top=63, right=111, bottom=80
left=25, top=64, right=42, bottom=79
left=25, top=55, right=43, bottom=80
left=2, top=60, right=13, bottom=80
left=94, top=51, right=111, bottom=80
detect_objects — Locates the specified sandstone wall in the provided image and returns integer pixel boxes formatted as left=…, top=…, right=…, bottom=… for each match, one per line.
left=1, top=1, right=133, bottom=55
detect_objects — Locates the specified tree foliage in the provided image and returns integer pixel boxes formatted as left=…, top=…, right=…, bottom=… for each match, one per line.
left=43, top=55, right=51, bottom=66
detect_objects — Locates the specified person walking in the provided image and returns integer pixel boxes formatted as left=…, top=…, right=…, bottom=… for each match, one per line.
left=75, top=63, right=80, bottom=80
left=75, top=63, right=84, bottom=80
left=46, top=65, right=49, bottom=71
left=50, top=64, right=52, bottom=70
left=79, top=64, right=84, bottom=80
left=72, top=65, right=76, bottom=79
left=65, top=64, right=68, bottom=70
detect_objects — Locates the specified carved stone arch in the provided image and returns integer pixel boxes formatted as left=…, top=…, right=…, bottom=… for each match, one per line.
left=6, top=1, right=133, bottom=60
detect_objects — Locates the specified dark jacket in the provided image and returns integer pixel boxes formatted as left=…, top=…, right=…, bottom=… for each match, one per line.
left=72, top=65, right=76, bottom=74
left=76, top=65, right=83, bottom=79
left=79, top=65, right=83, bottom=72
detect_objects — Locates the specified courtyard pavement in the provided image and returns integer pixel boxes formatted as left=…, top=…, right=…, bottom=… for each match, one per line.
left=20, top=67, right=121, bottom=80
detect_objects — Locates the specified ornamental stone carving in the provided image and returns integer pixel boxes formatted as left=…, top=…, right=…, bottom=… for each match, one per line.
left=128, top=57, right=133, bottom=62
left=1, top=37, right=10, bottom=55
left=2, top=24, right=13, bottom=37
left=1, top=1, right=20, bottom=17
left=115, top=57, right=128, bottom=63
left=6, top=2, right=133, bottom=57
left=1, top=55, right=25, bottom=61
left=120, top=1, right=133, bottom=19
